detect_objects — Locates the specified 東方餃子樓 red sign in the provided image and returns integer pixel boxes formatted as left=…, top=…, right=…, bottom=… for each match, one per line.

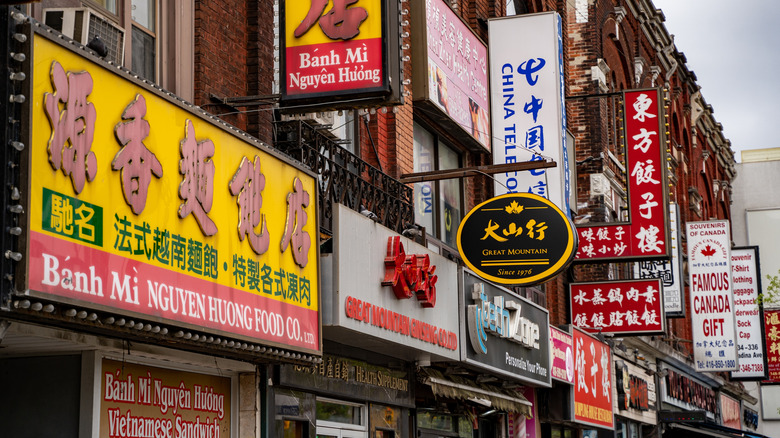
left=570, top=279, right=665, bottom=336
left=572, top=328, right=614, bottom=429
left=575, top=88, right=668, bottom=262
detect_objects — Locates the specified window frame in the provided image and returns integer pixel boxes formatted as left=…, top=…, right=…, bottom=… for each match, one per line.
left=129, top=0, right=158, bottom=82
left=412, top=121, right=465, bottom=249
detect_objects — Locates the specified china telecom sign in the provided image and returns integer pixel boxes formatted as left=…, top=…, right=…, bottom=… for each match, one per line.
left=686, top=220, right=738, bottom=372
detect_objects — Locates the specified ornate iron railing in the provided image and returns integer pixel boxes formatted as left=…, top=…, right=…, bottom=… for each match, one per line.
left=273, top=120, right=414, bottom=236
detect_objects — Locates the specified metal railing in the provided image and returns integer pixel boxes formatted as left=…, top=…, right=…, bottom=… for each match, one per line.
left=273, top=120, right=414, bottom=236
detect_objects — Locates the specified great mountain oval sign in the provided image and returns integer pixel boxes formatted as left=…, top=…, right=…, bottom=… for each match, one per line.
left=457, top=193, right=578, bottom=285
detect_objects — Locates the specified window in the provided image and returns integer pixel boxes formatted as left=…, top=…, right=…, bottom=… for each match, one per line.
left=131, top=0, right=156, bottom=81
left=41, top=1, right=192, bottom=99
left=413, top=122, right=463, bottom=248
left=91, top=0, right=118, bottom=14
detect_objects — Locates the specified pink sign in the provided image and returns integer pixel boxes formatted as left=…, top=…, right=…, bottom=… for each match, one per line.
left=551, top=326, right=574, bottom=384
left=28, top=231, right=319, bottom=352
left=424, top=0, right=490, bottom=150
left=570, top=279, right=665, bottom=335
left=764, top=310, right=780, bottom=382
left=573, top=328, right=614, bottom=429
left=575, top=88, right=668, bottom=261
left=720, top=394, right=741, bottom=429
left=509, top=388, right=537, bottom=438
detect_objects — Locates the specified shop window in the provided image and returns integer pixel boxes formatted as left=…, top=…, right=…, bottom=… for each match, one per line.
left=545, top=425, right=574, bottom=438
left=283, top=420, right=309, bottom=438
left=370, top=404, right=401, bottom=438
left=416, top=411, right=471, bottom=438
left=40, top=0, right=193, bottom=100
left=413, top=122, right=463, bottom=248
left=275, top=389, right=316, bottom=438
left=316, top=398, right=367, bottom=437
left=131, top=0, right=156, bottom=81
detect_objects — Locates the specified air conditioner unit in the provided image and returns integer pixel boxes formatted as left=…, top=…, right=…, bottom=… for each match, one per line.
left=43, top=7, right=125, bottom=65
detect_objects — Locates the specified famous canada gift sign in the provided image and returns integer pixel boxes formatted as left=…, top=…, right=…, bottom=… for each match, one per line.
left=686, top=220, right=738, bottom=372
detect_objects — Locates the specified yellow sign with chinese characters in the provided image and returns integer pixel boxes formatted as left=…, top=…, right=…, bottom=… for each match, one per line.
left=27, top=34, right=320, bottom=354
left=284, top=0, right=383, bottom=47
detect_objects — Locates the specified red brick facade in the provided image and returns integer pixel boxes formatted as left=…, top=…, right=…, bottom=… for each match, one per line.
left=188, top=0, right=736, bottom=365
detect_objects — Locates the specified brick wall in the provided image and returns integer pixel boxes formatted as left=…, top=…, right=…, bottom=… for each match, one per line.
left=194, top=0, right=249, bottom=132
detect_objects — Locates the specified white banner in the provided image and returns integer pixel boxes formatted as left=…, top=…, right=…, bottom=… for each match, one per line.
left=488, top=12, right=570, bottom=215
left=686, top=220, right=738, bottom=371
left=730, top=247, right=766, bottom=379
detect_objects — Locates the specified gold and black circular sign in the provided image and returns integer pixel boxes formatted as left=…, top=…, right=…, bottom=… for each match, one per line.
left=456, top=193, right=577, bottom=286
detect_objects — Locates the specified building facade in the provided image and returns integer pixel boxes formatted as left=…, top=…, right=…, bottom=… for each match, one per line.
left=1, top=0, right=769, bottom=437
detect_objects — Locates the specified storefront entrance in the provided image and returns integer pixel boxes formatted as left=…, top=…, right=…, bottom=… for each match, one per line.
left=315, top=398, right=368, bottom=438
left=317, top=426, right=367, bottom=438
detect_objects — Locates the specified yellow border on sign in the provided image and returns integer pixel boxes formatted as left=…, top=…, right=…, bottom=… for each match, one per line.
left=284, top=0, right=383, bottom=47
left=456, top=193, right=576, bottom=286
left=30, top=35, right=319, bottom=312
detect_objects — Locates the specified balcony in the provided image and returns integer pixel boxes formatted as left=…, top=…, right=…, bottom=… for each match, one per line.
left=273, top=120, right=414, bottom=237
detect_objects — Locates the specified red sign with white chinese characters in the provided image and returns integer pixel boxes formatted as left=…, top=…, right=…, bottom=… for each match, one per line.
left=570, top=279, right=665, bottom=336
left=575, top=88, right=668, bottom=261
left=764, top=310, right=780, bottom=382
left=382, top=236, right=437, bottom=307
left=572, top=328, right=614, bottom=429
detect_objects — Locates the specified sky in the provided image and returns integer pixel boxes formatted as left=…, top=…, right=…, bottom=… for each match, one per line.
left=651, top=0, right=780, bottom=162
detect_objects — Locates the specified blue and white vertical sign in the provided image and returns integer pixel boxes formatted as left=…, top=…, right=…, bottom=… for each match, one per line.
left=488, top=12, right=570, bottom=216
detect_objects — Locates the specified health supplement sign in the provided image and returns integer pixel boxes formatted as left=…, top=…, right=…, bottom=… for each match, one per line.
left=730, top=247, right=767, bottom=380
left=686, top=220, right=738, bottom=372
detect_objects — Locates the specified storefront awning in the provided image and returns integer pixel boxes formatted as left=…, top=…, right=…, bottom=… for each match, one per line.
left=666, top=422, right=770, bottom=438
left=419, top=368, right=532, bottom=417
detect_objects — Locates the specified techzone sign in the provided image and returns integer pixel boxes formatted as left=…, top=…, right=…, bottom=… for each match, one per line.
left=575, top=88, right=669, bottom=262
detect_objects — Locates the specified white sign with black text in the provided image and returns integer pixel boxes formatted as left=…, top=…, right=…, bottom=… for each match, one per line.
left=686, top=220, right=738, bottom=372
left=730, top=247, right=767, bottom=380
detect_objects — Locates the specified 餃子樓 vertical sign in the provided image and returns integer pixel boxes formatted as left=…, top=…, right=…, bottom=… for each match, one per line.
left=730, top=247, right=767, bottom=380
left=575, top=89, right=668, bottom=261
left=488, top=12, right=570, bottom=213
left=686, top=220, right=737, bottom=372
left=25, top=32, right=320, bottom=355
